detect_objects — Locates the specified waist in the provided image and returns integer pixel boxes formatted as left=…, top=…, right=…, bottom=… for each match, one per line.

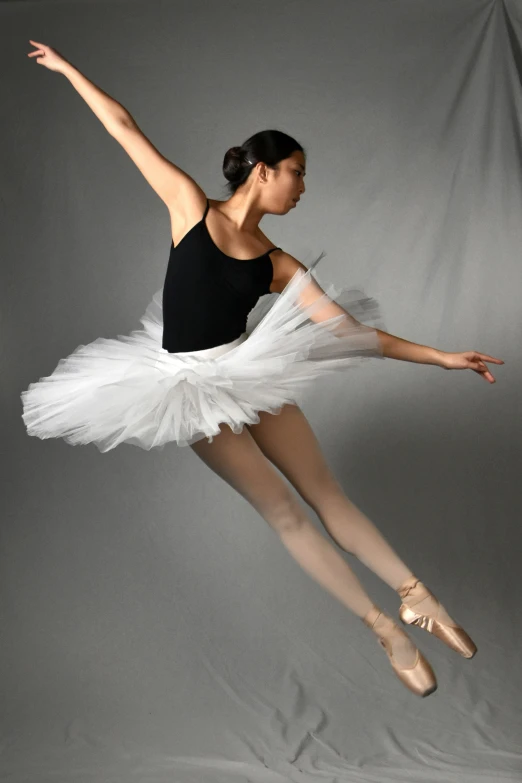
left=183, top=332, right=248, bottom=358
left=163, top=332, right=248, bottom=359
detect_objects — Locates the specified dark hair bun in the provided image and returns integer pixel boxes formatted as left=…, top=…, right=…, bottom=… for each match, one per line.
left=223, top=146, right=244, bottom=183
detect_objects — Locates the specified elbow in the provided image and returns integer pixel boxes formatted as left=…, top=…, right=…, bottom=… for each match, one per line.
left=108, top=109, right=136, bottom=136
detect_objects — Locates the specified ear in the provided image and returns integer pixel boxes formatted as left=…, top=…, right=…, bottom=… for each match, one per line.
left=257, top=161, right=271, bottom=184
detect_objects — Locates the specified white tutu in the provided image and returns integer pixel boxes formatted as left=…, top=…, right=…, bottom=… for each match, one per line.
left=20, top=261, right=385, bottom=452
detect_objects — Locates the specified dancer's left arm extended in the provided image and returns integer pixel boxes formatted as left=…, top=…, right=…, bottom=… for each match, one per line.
left=273, top=252, right=504, bottom=384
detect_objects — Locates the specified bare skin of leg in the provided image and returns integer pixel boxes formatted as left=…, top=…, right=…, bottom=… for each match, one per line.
left=246, top=403, right=456, bottom=627
left=189, top=419, right=419, bottom=667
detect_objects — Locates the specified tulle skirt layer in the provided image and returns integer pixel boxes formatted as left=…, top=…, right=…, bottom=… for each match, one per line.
left=20, top=265, right=385, bottom=452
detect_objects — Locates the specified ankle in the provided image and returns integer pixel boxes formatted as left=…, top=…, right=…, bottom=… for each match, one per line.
left=362, top=605, right=395, bottom=634
left=396, top=575, right=427, bottom=604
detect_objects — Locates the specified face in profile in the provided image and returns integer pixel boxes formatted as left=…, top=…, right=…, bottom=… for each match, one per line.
left=261, top=150, right=307, bottom=215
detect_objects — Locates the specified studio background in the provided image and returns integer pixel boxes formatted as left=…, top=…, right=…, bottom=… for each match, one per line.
left=3, top=0, right=521, bottom=781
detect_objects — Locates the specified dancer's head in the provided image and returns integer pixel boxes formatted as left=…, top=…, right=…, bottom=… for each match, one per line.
left=222, top=130, right=306, bottom=214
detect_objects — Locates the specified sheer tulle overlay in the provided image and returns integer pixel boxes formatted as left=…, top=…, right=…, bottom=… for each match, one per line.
left=20, top=262, right=386, bottom=452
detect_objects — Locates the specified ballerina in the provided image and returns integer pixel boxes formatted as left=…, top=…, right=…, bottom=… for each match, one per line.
left=22, top=41, right=504, bottom=697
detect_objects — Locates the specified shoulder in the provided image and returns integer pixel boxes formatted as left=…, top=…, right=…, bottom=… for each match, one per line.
left=256, top=228, right=308, bottom=293
left=270, top=251, right=309, bottom=293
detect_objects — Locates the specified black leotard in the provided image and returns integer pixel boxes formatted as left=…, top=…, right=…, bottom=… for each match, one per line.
left=162, top=198, right=281, bottom=352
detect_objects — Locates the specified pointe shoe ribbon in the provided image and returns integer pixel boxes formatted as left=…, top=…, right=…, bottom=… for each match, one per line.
left=362, top=606, right=437, bottom=698
left=397, top=577, right=477, bottom=659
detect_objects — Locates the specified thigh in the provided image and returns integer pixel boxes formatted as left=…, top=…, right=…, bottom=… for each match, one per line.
left=246, top=404, right=342, bottom=510
left=189, top=422, right=303, bottom=528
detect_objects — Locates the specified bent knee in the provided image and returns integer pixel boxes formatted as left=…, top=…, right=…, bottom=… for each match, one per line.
left=259, top=496, right=307, bottom=533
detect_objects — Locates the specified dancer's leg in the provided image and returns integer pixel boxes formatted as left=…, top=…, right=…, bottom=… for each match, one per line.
left=189, top=423, right=418, bottom=666
left=247, top=404, right=456, bottom=626
left=247, top=404, right=416, bottom=589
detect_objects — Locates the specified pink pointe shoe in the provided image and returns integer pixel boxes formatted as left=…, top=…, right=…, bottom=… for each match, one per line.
left=362, top=606, right=437, bottom=697
left=397, top=576, right=477, bottom=659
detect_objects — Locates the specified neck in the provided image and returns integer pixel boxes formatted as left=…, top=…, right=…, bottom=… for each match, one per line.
left=220, top=192, right=265, bottom=233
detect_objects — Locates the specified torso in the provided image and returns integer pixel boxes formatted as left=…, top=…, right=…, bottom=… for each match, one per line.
left=169, top=198, right=282, bottom=294
left=161, top=196, right=281, bottom=353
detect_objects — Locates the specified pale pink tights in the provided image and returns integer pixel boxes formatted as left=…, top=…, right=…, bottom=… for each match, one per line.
left=189, top=404, right=417, bottom=623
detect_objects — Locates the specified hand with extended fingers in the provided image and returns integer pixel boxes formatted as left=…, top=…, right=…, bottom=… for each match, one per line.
left=27, top=40, right=70, bottom=73
left=438, top=350, right=504, bottom=383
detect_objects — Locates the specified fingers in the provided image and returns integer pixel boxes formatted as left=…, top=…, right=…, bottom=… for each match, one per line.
left=468, top=357, right=496, bottom=382
left=473, top=367, right=495, bottom=383
left=473, top=352, right=503, bottom=382
left=28, top=40, right=45, bottom=57
left=470, top=363, right=485, bottom=371
left=477, top=353, right=504, bottom=364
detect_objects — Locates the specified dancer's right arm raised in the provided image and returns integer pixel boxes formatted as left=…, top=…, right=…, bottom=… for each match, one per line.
left=27, top=40, right=195, bottom=210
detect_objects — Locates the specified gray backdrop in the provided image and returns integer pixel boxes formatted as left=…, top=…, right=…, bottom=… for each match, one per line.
left=3, top=1, right=521, bottom=781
